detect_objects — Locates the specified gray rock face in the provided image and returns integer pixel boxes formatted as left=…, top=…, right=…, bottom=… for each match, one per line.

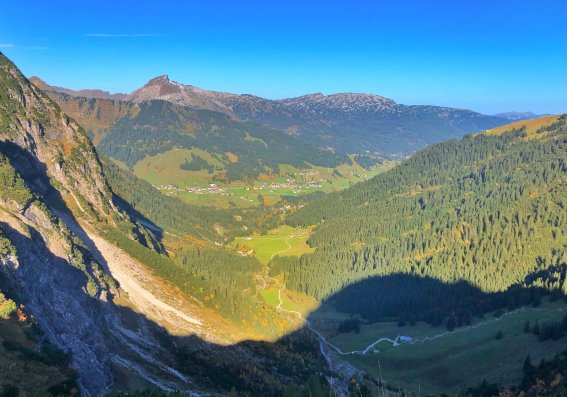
left=0, top=211, right=114, bottom=395
left=0, top=52, right=193, bottom=396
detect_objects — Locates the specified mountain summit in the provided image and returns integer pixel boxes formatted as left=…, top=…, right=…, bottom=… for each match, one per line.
left=125, top=75, right=236, bottom=115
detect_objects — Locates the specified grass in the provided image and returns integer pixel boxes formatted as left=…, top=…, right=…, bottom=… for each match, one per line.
left=259, top=287, right=280, bottom=307
left=131, top=148, right=392, bottom=209
left=311, top=299, right=567, bottom=395
left=279, top=289, right=319, bottom=317
left=133, top=147, right=217, bottom=187
left=231, top=225, right=315, bottom=265
left=486, top=115, right=561, bottom=137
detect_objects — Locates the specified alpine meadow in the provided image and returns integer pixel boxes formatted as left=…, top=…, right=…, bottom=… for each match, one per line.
left=0, top=1, right=566, bottom=397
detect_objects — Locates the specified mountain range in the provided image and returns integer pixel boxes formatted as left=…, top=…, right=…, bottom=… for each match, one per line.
left=2, top=50, right=566, bottom=397
left=0, top=52, right=326, bottom=396
left=493, top=111, right=543, bottom=121
left=32, top=74, right=511, bottom=158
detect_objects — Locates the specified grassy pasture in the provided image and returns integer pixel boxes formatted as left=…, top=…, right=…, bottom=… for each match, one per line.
left=132, top=147, right=392, bottom=208
left=312, top=299, right=567, bottom=395
left=486, top=114, right=561, bottom=137
left=231, top=225, right=315, bottom=265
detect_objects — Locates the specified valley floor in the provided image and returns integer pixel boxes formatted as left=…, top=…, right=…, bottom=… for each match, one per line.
left=310, top=300, right=567, bottom=395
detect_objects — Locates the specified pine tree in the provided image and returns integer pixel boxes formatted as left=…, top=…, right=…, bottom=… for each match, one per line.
left=446, top=315, right=457, bottom=332
left=533, top=320, right=540, bottom=335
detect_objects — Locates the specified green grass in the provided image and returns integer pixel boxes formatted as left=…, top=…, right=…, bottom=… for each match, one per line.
left=131, top=148, right=393, bottom=209
left=231, top=225, right=314, bottom=265
left=313, top=300, right=567, bottom=395
left=133, top=147, right=217, bottom=187
left=259, top=287, right=280, bottom=307
left=279, top=289, right=319, bottom=317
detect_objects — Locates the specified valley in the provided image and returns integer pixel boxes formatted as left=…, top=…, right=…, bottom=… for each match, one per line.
left=0, top=8, right=567, bottom=397
left=132, top=148, right=390, bottom=209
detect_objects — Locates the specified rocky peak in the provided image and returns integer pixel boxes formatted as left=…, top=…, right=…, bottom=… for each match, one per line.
left=280, top=92, right=398, bottom=114
left=146, top=74, right=170, bottom=86
left=28, top=76, right=54, bottom=92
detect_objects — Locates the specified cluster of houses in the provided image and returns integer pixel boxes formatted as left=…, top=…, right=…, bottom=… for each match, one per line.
left=298, top=170, right=320, bottom=178
left=259, top=178, right=325, bottom=194
left=154, top=171, right=329, bottom=199
left=155, top=183, right=227, bottom=195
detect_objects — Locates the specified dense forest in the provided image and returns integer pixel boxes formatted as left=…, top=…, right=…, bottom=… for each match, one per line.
left=102, top=159, right=256, bottom=242
left=271, top=116, right=567, bottom=323
left=98, top=100, right=347, bottom=181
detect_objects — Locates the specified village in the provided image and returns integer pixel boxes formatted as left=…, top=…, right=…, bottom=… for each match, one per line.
left=258, top=178, right=325, bottom=194
left=154, top=170, right=329, bottom=198
left=155, top=183, right=227, bottom=195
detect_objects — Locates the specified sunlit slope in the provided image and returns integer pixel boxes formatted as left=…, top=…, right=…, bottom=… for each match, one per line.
left=486, top=114, right=562, bottom=136
left=274, top=115, right=567, bottom=302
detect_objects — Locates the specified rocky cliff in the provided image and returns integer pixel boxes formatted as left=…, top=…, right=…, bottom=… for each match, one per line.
left=0, top=52, right=204, bottom=396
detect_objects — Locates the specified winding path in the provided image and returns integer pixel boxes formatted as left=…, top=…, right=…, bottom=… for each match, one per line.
left=267, top=231, right=308, bottom=260
left=272, top=279, right=400, bottom=355
left=268, top=275, right=567, bottom=396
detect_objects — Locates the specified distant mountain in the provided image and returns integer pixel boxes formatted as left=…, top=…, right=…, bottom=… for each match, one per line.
left=125, top=75, right=510, bottom=157
left=97, top=99, right=348, bottom=181
left=29, top=76, right=127, bottom=100
left=126, top=74, right=235, bottom=114
left=32, top=80, right=352, bottom=186
left=493, top=111, right=541, bottom=121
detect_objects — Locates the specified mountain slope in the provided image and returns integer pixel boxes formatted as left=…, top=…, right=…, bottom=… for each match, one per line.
left=29, top=78, right=138, bottom=145
left=0, top=52, right=128, bottom=394
left=493, top=111, right=542, bottom=121
left=1, top=52, right=333, bottom=396
left=29, top=76, right=127, bottom=100
left=97, top=99, right=347, bottom=181
left=125, top=75, right=509, bottom=157
left=272, top=115, right=567, bottom=319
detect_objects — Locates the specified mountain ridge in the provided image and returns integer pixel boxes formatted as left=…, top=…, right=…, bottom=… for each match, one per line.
left=37, top=74, right=511, bottom=157
left=29, top=76, right=127, bottom=101
left=493, top=111, right=542, bottom=121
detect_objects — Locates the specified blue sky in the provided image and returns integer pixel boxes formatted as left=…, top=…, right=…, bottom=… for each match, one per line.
left=1, top=0, right=566, bottom=114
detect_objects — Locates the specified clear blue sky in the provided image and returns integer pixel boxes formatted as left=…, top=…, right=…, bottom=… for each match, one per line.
left=1, top=0, right=566, bottom=114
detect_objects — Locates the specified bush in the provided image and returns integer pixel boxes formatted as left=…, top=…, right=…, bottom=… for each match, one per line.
left=0, top=293, right=17, bottom=319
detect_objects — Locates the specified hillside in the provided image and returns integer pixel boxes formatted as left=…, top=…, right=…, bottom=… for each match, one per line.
left=493, top=111, right=542, bottom=121
left=271, top=115, right=567, bottom=321
left=125, top=75, right=509, bottom=157
left=29, top=76, right=127, bottom=100
left=33, top=82, right=387, bottom=209
left=1, top=52, right=331, bottom=396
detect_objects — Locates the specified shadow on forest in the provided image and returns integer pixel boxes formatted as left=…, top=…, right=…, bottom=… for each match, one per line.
left=1, top=141, right=567, bottom=396
left=324, top=271, right=566, bottom=325
left=3, top=214, right=565, bottom=397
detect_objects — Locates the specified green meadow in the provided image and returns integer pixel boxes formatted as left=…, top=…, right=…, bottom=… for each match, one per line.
left=312, top=299, right=567, bottom=395
left=231, top=225, right=315, bottom=265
